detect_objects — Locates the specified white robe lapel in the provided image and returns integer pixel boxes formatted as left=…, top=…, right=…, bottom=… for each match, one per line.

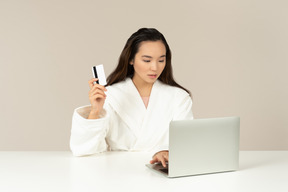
left=133, top=80, right=170, bottom=150
left=106, top=78, right=148, bottom=138
left=106, top=78, right=170, bottom=150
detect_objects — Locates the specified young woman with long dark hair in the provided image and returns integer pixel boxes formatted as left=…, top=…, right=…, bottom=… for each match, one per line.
left=70, top=28, right=193, bottom=167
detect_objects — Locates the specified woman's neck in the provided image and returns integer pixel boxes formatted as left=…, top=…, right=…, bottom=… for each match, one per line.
left=132, top=77, right=153, bottom=97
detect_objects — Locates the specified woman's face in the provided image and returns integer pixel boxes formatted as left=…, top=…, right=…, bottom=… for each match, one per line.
left=130, top=40, right=166, bottom=85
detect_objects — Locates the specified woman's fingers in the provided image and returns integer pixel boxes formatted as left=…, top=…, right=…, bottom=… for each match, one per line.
left=160, top=158, right=167, bottom=168
left=88, top=78, right=107, bottom=91
left=88, top=78, right=98, bottom=89
left=90, top=94, right=106, bottom=101
left=150, top=151, right=169, bottom=167
left=89, top=93, right=106, bottom=104
left=87, top=78, right=107, bottom=114
left=91, top=83, right=107, bottom=92
left=89, top=88, right=106, bottom=98
left=88, top=78, right=107, bottom=100
left=150, top=158, right=158, bottom=164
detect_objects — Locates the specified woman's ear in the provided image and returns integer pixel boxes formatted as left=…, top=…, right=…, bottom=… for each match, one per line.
left=130, top=59, right=134, bottom=65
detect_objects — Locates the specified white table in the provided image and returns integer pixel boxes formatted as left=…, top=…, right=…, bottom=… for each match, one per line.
left=0, top=151, right=287, bottom=192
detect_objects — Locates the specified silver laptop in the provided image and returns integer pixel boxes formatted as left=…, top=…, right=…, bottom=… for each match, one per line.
left=146, top=116, right=240, bottom=178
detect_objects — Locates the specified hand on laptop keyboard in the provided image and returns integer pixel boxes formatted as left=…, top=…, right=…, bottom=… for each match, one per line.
left=150, top=150, right=169, bottom=167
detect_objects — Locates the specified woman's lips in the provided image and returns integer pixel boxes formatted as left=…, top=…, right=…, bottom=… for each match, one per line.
left=148, top=74, right=157, bottom=78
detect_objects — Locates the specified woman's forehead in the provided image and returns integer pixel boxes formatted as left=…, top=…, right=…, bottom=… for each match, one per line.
left=137, top=41, right=166, bottom=56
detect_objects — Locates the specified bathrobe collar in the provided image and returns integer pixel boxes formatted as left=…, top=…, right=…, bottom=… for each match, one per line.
left=106, top=78, right=162, bottom=138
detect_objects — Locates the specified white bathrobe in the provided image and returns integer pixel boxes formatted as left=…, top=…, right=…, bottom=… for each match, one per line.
left=70, top=78, right=193, bottom=156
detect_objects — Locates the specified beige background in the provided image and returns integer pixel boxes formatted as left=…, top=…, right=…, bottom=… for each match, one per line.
left=0, top=0, right=287, bottom=150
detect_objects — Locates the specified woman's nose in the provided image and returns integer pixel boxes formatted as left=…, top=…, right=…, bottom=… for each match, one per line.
left=150, top=62, right=157, bottom=71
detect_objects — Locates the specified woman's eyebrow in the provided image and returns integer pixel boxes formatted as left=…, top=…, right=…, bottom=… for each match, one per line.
left=141, top=55, right=166, bottom=58
left=142, top=55, right=152, bottom=58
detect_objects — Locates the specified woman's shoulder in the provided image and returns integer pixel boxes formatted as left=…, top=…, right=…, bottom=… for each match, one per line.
left=156, top=80, right=190, bottom=98
left=106, top=78, right=131, bottom=91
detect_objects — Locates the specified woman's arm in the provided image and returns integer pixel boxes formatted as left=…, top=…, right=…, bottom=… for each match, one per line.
left=69, top=78, right=110, bottom=156
left=87, top=78, right=107, bottom=119
left=70, top=106, right=109, bottom=156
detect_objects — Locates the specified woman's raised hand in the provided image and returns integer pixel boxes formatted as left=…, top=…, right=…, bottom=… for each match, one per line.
left=87, top=78, right=107, bottom=119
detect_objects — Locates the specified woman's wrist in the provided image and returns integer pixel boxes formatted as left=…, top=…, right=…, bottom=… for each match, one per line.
left=88, top=109, right=100, bottom=119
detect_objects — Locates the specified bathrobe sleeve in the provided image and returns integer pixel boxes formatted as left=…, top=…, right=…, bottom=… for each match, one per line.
left=70, top=105, right=110, bottom=156
left=172, top=92, right=194, bottom=121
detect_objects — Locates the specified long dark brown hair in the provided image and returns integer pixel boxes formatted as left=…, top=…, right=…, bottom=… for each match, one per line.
left=106, top=28, right=191, bottom=95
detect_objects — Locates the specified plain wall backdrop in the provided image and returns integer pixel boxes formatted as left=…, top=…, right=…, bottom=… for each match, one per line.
left=0, top=0, right=287, bottom=150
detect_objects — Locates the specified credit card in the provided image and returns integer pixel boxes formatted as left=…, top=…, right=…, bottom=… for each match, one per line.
left=92, top=64, right=107, bottom=86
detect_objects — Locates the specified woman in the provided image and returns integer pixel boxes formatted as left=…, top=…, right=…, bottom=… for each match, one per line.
left=70, top=28, right=193, bottom=167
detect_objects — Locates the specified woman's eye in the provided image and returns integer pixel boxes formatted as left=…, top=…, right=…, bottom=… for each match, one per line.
left=159, top=60, right=165, bottom=63
left=143, top=60, right=150, bottom=62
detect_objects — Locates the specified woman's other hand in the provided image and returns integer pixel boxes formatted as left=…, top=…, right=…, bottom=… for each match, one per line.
left=150, top=150, right=169, bottom=168
left=88, top=78, right=107, bottom=119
